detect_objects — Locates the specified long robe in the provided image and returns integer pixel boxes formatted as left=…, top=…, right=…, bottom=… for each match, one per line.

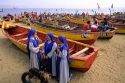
left=59, top=49, right=70, bottom=83
left=42, top=41, right=57, bottom=76
left=29, top=38, right=39, bottom=69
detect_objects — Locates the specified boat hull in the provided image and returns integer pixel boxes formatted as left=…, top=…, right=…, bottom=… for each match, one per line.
left=115, top=29, right=125, bottom=34
left=110, top=23, right=125, bottom=34
left=70, top=47, right=98, bottom=72
left=59, top=17, right=115, bottom=38
left=98, top=31, right=115, bottom=39
left=2, top=28, right=27, bottom=52
left=85, top=29, right=116, bottom=39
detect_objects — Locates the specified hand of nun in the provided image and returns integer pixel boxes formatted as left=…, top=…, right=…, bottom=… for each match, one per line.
left=35, top=34, right=39, bottom=40
left=42, top=54, right=46, bottom=59
left=45, top=56, right=48, bottom=59
left=37, top=46, right=40, bottom=49
left=39, top=46, right=42, bottom=50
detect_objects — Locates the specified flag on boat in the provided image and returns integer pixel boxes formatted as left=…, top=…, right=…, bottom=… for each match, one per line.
left=97, top=3, right=100, bottom=10
left=111, top=3, right=113, bottom=8
left=109, top=8, right=111, bottom=15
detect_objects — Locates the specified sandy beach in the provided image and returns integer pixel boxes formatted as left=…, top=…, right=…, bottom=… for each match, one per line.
left=0, top=28, right=125, bottom=83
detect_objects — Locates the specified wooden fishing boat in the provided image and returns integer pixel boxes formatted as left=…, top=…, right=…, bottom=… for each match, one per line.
left=56, top=18, right=116, bottom=39
left=30, top=20, right=116, bottom=42
left=2, top=25, right=98, bottom=72
left=109, top=18, right=125, bottom=34
left=30, top=21, right=99, bottom=45
left=2, top=21, right=16, bottom=29
left=109, top=22, right=125, bottom=34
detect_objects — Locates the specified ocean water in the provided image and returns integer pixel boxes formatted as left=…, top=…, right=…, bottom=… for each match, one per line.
left=0, top=8, right=125, bottom=17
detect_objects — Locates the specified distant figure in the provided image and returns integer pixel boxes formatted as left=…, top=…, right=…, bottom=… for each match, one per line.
left=27, top=29, right=41, bottom=69
left=57, top=36, right=70, bottom=83
left=91, top=21, right=98, bottom=32
left=82, top=12, right=85, bottom=18
left=42, top=33, right=57, bottom=77
left=101, top=18, right=109, bottom=32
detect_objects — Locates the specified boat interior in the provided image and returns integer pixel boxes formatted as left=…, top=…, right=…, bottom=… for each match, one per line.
left=3, top=26, right=95, bottom=57
left=32, top=20, right=115, bottom=35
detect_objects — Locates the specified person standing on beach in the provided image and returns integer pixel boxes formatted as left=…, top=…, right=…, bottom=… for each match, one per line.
left=27, top=29, right=41, bottom=69
left=57, top=36, right=70, bottom=83
left=42, top=33, right=57, bottom=77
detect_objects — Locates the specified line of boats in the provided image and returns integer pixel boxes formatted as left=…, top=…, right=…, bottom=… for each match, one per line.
left=30, top=20, right=116, bottom=40
left=64, top=16, right=125, bottom=34
left=0, top=14, right=125, bottom=72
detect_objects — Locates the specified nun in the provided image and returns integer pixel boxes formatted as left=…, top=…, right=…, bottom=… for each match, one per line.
left=27, top=29, right=41, bottom=69
left=42, top=33, right=57, bottom=77
left=57, top=36, right=70, bottom=83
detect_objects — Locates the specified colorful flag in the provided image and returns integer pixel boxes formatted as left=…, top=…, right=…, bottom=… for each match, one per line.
left=111, top=3, right=113, bottom=8
left=109, top=8, right=111, bottom=15
left=95, top=11, right=97, bottom=15
left=97, top=3, right=100, bottom=10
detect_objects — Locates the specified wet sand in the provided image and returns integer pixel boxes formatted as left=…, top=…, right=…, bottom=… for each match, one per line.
left=0, top=28, right=125, bottom=83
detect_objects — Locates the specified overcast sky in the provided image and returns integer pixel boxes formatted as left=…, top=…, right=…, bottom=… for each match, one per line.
left=0, top=0, right=125, bottom=9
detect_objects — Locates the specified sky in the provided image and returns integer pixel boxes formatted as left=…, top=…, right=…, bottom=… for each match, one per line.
left=0, top=0, right=125, bottom=9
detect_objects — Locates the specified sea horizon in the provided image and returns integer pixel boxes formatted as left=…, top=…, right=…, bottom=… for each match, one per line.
left=0, top=8, right=125, bottom=17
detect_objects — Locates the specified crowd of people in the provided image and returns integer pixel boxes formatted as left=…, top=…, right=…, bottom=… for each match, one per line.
left=27, top=29, right=71, bottom=83
left=83, top=16, right=109, bottom=33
